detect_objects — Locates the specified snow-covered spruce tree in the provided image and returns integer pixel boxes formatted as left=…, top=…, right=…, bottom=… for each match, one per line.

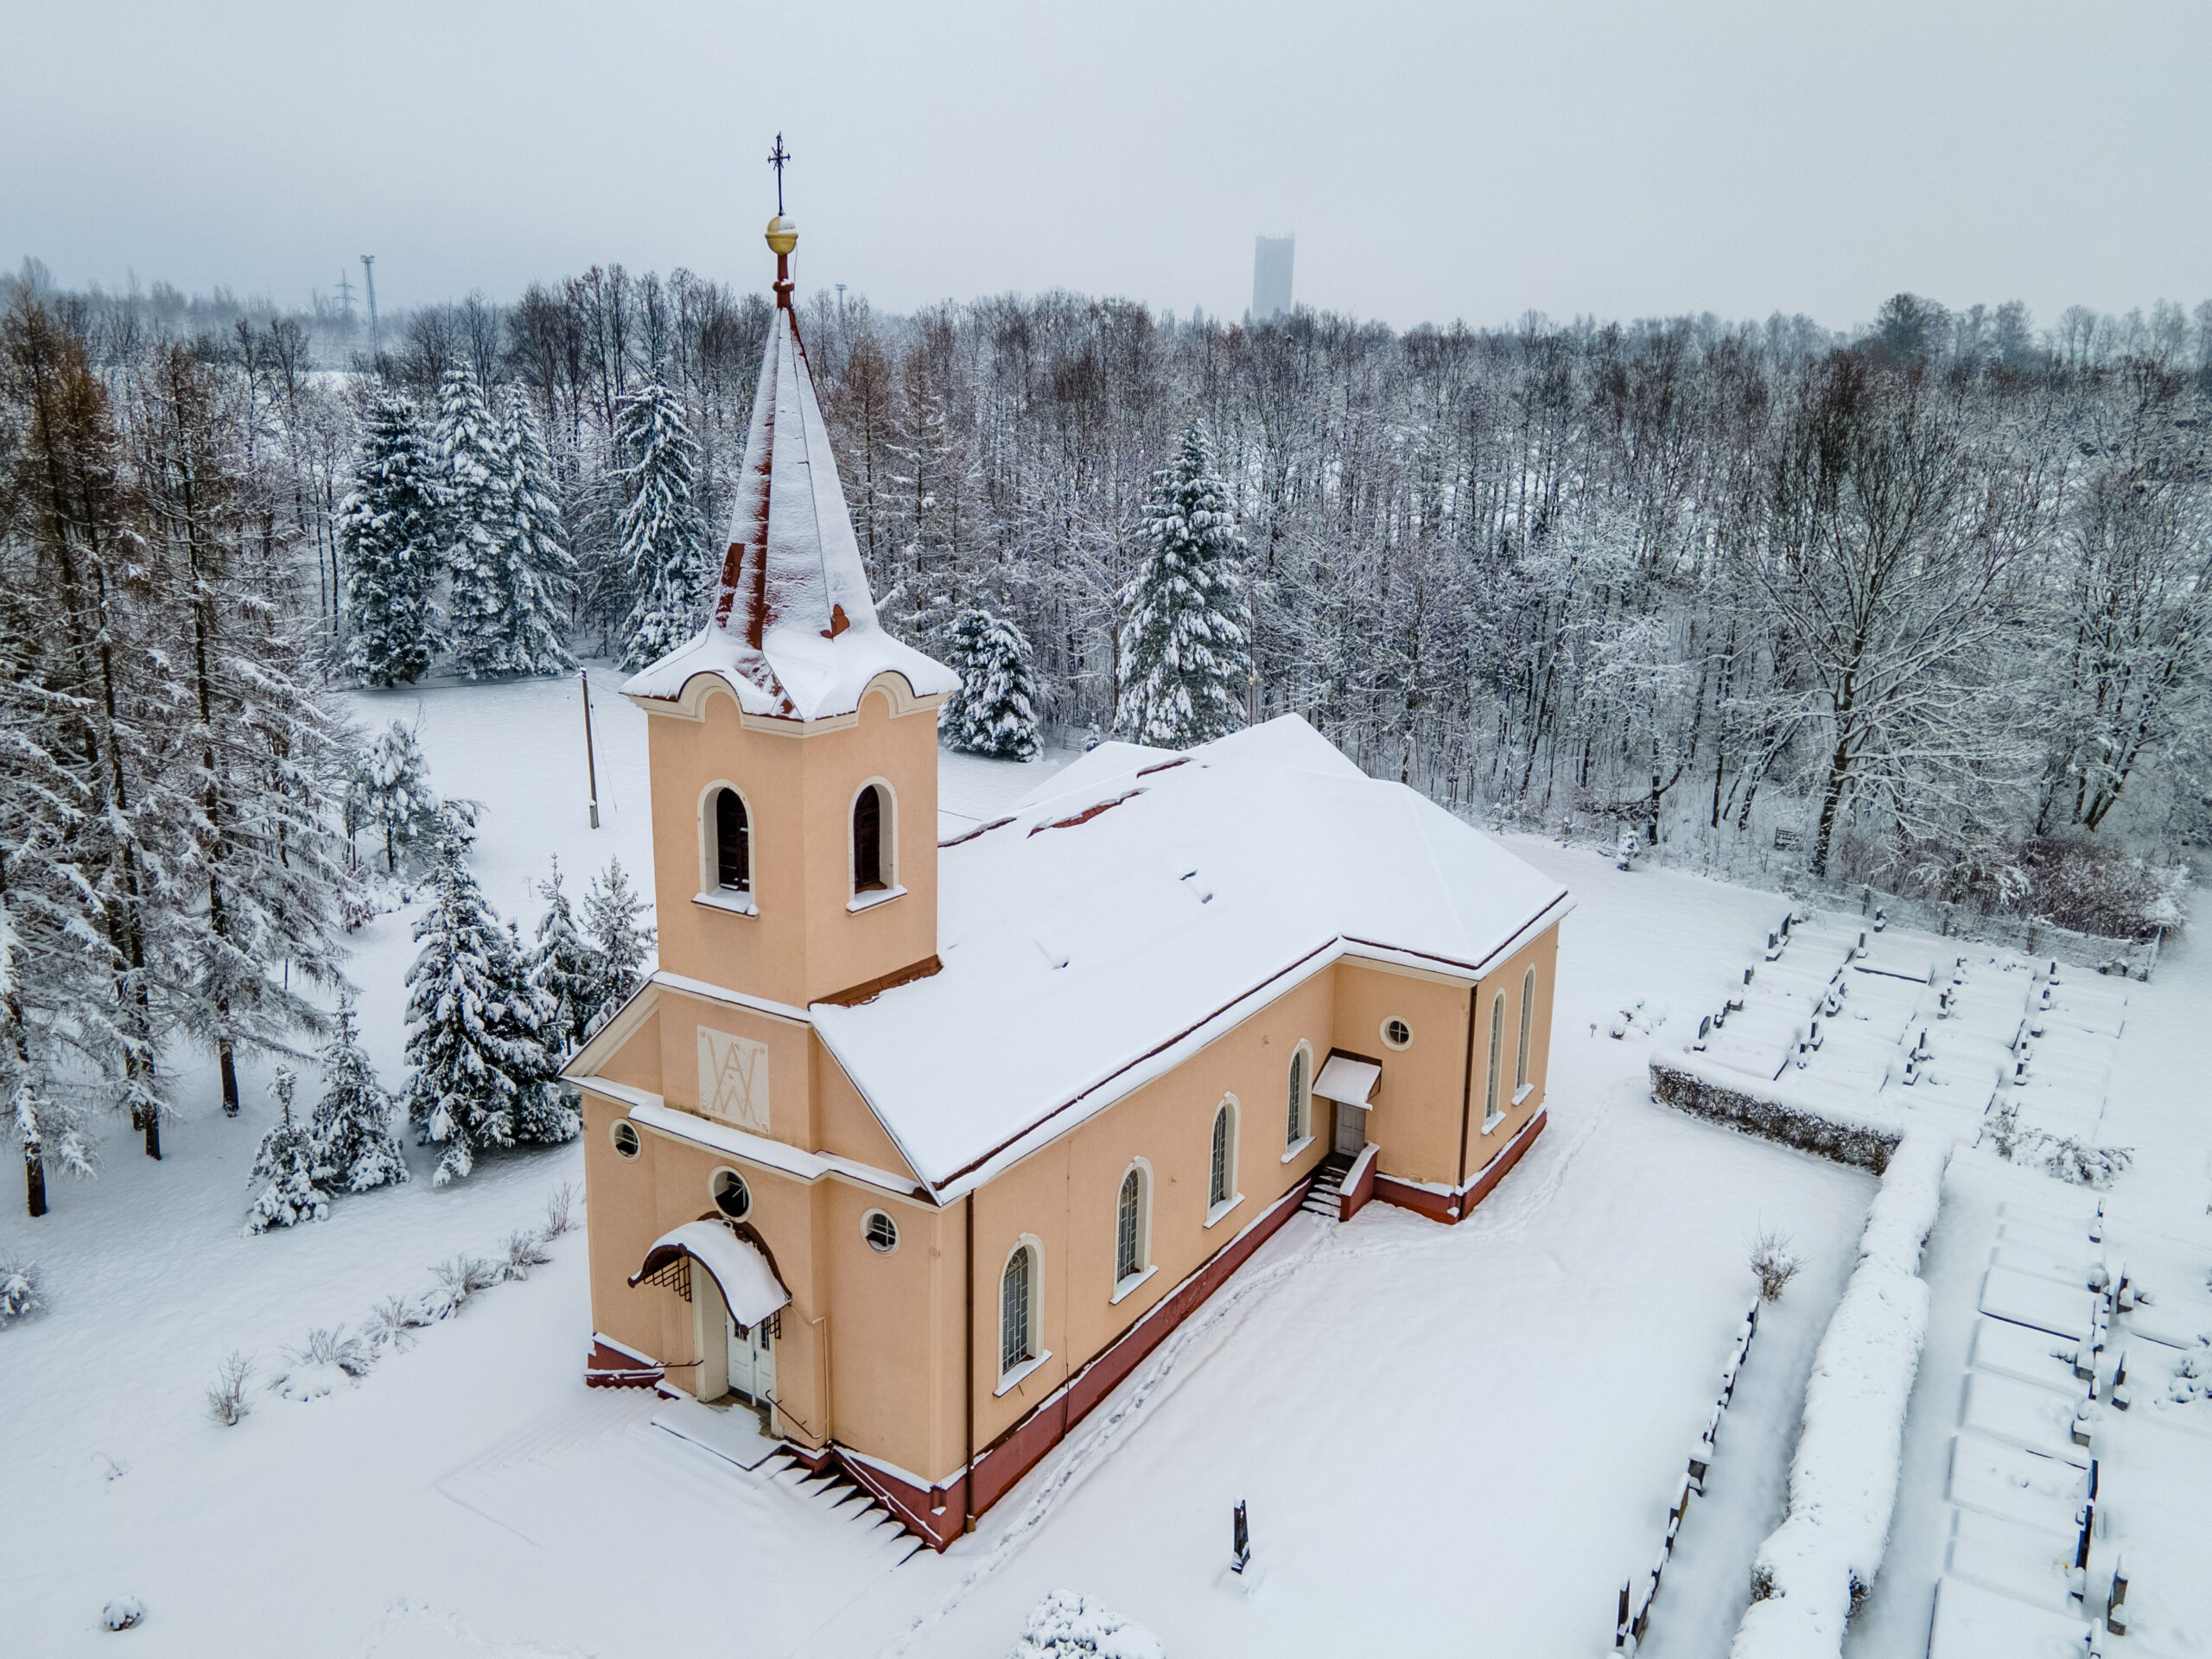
left=308, top=991, right=407, bottom=1195
left=244, top=1067, right=330, bottom=1235
left=531, top=857, right=598, bottom=1057
left=358, top=720, right=442, bottom=875
left=580, top=856, right=655, bottom=1039
left=613, top=381, right=709, bottom=669
left=1115, top=421, right=1252, bottom=747
left=434, top=365, right=514, bottom=680
left=402, top=836, right=573, bottom=1185
left=339, top=393, right=443, bottom=687
left=944, top=608, right=1044, bottom=760
left=494, top=386, right=577, bottom=677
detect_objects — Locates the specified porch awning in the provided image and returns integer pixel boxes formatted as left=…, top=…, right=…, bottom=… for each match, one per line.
left=629, top=1220, right=791, bottom=1329
left=1313, top=1053, right=1382, bottom=1109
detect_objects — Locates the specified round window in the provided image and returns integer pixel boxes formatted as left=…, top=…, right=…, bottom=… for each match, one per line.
left=862, top=1210, right=899, bottom=1254
left=1382, top=1018, right=1413, bottom=1050
left=610, top=1121, right=642, bottom=1160
left=710, top=1167, right=751, bottom=1219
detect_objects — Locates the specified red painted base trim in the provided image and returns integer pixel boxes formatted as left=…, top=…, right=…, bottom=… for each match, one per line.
left=583, top=1337, right=664, bottom=1390
left=1372, top=1105, right=1548, bottom=1224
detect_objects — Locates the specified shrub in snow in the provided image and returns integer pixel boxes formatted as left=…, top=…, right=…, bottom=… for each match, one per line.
left=403, top=836, right=575, bottom=1185
left=1010, top=1589, right=1164, bottom=1659
left=1751, top=1230, right=1802, bottom=1302
left=103, top=1595, right=144, bottom=1631
left=543, top=1180, right=579, bottom=1238
left=0, top=1252, right=45, bottom=1323
left=206, top=1351, right=253, bottom=1426
left=1115, top=420, right=1250, bottom=748
left=1984, top=1097, right=2133, bottom=1188
left=243, top=1069, right=331, bottom=1235
left=580, top=856, right=654, bottom=1039
left=1732, top=1131, right=1953, bottom=1659
left=423, top=1254, right=500, bottom=1319
left=499, top=1228, right=552, bottom=1281
left=944, top=608, right=1043, bottom=760
left=362, top=1294, right=433, bottom=1353
left=308, top=993, right=409, bottom=1195
left=269, top=1325, right=377, bottom=1401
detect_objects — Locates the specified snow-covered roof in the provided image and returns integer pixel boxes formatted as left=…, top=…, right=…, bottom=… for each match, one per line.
left=622, top=303, right=957, bottom=721
left=1313, top=1053, right=1382, bottom=1107
left=813, top=715, right=1574, bottom=1199
left=630, top=1219, right=791, bottom=1329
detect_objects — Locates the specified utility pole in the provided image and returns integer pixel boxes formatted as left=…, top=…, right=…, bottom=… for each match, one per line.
left=338, top=266, right=354, bottom=322
left=359, top=253, right=378, bottom=351
left=580, top=669, right=601, bottom=829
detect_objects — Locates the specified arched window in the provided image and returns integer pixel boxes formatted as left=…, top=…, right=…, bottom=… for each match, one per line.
left=1516, top=967, right=1536, bottom=1094
left=853, top=784, right=887, bottom=893
left=1209, top=1103, right=1234, bottom=1209
left=1000, top=1244, right=1036, bottom=1376
left=1287, top=1047, right=1308, bottom=1147
left=1115, top=1168, right=1145, bottom=1283
left=714, top=788, right=749, bottom=892
left=1484, top=993, right=1506, bottom=1124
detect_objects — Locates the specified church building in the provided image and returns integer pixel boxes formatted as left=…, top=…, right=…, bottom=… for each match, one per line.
left=563, top=209, right=1576, bottom=1549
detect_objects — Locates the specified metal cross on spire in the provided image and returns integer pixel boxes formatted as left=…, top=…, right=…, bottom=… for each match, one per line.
left=768, top=133, right=791, bottom=215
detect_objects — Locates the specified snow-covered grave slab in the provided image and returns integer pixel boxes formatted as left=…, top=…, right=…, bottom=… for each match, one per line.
left=1945, top=1506, right=2088, bottom=1613
left=1946, top=1434, right=2090, bottom=1533
left=1928, top=1575, right=2096, bottom=1658
left=1961, top=1370, right=2087, bottom=1461
left=1970, top=1316, right=2088, bottom=1393
left=1980, top=1263, right=2095, bottom=1340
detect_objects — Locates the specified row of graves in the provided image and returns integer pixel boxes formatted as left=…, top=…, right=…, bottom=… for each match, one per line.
left=1655, top=910, right=2212, bottom=1656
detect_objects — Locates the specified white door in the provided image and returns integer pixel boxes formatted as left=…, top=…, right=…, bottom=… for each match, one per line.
left=725, top=1310, right=776, bottom=1407
left=1333, top=1102, right=1366, bottom=1157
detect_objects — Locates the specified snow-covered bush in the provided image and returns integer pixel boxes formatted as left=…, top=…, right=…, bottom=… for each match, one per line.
left=1651, top=1055, right=1901, bottom=1173
left=1750, top=1230, right=1802, bottom=1302
left=206, top=1352, right=253, bottom=1426
left=424, top=1254, right=500, bottom=1319
left=1983, top=1097, right=2133, bottom=1188
left=499, top=1228, right=552, bottom=1282
left=362, top=1294, right=432, bottom=1353
left=243, top=1069, right=331, bottom=1235
left=543, top=1181, right=579, bottom=1238
left=103, top=1595, right=145, bottom=1631
left=0, top=1252, right=46, bottom=1323
left=355, top=719, right=443, bottom=874
left=266, top=1325, right=378, bottom=1402
left=1010, top=1589, right=1164, bottom=1659
left=2010, top=836, right=2190, bottom=941
left=1732, top=1131, right=1952, bottom=1659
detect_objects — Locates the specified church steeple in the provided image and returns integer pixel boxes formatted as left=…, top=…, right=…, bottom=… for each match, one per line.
left=621, top=161, right=957, bottom=1012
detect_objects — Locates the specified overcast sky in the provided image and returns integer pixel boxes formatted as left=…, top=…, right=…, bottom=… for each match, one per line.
left=5, top=0, right=2208, bottom=333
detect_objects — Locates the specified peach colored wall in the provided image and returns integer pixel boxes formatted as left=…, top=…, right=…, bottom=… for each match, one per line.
left=964, top=965, right=1336, bottom=1460
left=657, top=988, right=814, bottom=1151
left=596, top=1004, right=664, bottom=1096
left=1332, top=963, right=1476, bottom=1186
left=1464, top=928, right=1559, bottom=1175
left=812, top=1050, right=921, bottom=1184
left=642, top=678, right=941, bottom=1011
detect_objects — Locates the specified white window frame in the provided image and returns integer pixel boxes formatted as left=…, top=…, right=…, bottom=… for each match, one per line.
left=1381, top=1017, right=1413, bottom=1051
left=1515, top=965, right=1537, bottom=1103
left=847, top=776, right=903, bottom=908
left=995, top=1235, right=1050, bottom=1393
left=709, top=1165, right=753, bottom=1220
left=1483, top=993, right=1506, bottom=1131
left=1110, top=1158, right=1156, bottom=1303
left=1282, top=1039, right=1315, bottom=1160
left=694, top=779, right=758, bottom=916
left=861, top=1208, right=900, bottom=1255
left=1205, top=1096, right=1243, bottom=1227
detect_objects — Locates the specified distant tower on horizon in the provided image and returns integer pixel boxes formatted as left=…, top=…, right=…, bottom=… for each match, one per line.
left=1252, top=233, right=1294, bottom=322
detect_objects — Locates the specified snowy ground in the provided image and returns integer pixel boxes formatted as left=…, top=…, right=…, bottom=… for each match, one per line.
left=7, top=673, right=2193, bottom=1657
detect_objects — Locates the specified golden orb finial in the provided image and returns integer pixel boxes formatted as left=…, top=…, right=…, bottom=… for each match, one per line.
left=766, top=214, right=798, bottom=256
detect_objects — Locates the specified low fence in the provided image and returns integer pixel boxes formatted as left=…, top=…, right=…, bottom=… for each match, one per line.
left=1613, top=1300, right=1763, bottom=1652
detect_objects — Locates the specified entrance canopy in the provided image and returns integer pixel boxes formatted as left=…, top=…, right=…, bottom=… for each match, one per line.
left=630, top=1220, right=791, bottom=1329
left=1313, top=1052, right=1382, bottom=1109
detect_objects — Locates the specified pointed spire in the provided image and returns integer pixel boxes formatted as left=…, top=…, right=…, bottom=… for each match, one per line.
left=623, top=176, right=958, bottom=721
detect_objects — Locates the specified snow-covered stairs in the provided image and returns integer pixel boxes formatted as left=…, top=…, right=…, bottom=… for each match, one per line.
left=1300, top=1152, right=1357, bottom=1219
left=766, top=1452, right=935, bottom=1564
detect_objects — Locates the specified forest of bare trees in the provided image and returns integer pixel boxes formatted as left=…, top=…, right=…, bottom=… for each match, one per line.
left=8, top=257, right=2207, bottom=944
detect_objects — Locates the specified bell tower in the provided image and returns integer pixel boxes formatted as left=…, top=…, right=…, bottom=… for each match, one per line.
left=621, top=162, right=961, bottom=1011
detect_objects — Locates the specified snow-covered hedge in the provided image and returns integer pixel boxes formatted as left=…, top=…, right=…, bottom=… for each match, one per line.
left=1650, top=1054, right=1903, bottom=1173
left=1011, top=1589, right=1163, bottom=1659
left=1730, top=1130, right=1952, bottom=1659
